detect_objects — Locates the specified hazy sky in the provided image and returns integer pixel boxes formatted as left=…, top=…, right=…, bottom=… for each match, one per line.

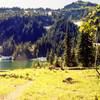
left=0, top=0, right=100, bottom=9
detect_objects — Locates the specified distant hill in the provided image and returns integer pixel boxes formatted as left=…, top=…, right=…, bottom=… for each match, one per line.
left=64, top=0, right=97, bottom=9
left=60, top=0, right=97, bottom=20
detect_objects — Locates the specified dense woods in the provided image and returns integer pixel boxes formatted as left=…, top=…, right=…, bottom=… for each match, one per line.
left=34, top=19, right=78, bottom=67
left=0, top=15, right=54, bottom=56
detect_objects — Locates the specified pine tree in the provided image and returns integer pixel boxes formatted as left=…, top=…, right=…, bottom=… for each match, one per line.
left=79, top=22, right=96, bottom=67
left=67, top=34, right=73, bottom=66
left=63, top=34, right=68, bottom=67
left=48, top=49, right=54, bottom=64
left=63, top=20, right=77, bottom=67
left=46, top=50, right=50, bottom=61
left=71, top=48, right=78, bottom=66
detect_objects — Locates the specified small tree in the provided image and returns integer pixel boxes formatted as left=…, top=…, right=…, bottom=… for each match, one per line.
left=46, top=50, right=50, bottom=61
left=48, top=49, right=54, bottom=64
left=54, top=55, right=60, bottom=67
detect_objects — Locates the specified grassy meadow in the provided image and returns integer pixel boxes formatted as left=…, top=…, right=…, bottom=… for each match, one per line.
left=0, top=68, right=100, bottom=100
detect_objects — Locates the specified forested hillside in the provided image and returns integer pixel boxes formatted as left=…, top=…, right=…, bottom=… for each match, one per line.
left=0, top=15, right=54, bottom=57
left=34, top=19, right=78, bottom=57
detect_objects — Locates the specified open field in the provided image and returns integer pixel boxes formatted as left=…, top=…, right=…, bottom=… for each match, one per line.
left=0, top=68, right=100, bottom=100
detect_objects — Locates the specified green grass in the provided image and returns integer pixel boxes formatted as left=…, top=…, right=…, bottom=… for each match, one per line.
left=19, top=68, right=100, bottom=100
left=0, top=69, right=30, bottom=95
left=0, top=68, right=100, bottom=100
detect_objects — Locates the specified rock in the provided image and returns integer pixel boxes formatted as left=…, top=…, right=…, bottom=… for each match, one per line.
left=63, top=77, right=73, bottom=84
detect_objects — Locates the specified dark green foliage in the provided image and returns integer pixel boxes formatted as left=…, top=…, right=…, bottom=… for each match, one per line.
left=71, top=49, right=78, bottom=67
left=34, top=19, right=78, bottom=67
left=0, top=16, right=47, bottom=44
left=46, top=50, right=50, bottom=61
left=12, top=43, right=33, bottom=59
left=47, top=49, right=54, bottom=64
left=34, top=19, right=78, bottom=58
left=79, top=6, right=100, bottom=67
left=66, top=35, right=72, bottom=66
left=63, top=34, right=68, bottom=67
left=79, top=22, right=96, bottom=67
left=97, top=46, right=100, bottom=65
left=2, top=38, right=15, bottom=56
left=63, top=29, right=78, bottom=67
left=0, top=15, right=54, bottom=57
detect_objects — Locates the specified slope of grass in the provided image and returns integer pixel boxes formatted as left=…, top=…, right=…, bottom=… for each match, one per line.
left=19, top=68, right=100, bottom=100
left=0, top=69, right=30, bottom=95
left=0, top=68, right=100, bottom=100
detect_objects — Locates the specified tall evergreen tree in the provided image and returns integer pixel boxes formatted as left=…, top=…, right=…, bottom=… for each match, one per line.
left=63, top=34, right=68, bottom=67
left=79, top=22, right=96, bottom=67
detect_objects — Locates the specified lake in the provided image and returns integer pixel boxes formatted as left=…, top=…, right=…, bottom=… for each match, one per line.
left=0, top=57, right=47, bottom=70
left=0, top=60, right=33, bottom=70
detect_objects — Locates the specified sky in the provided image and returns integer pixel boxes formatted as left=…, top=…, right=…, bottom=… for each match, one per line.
left=0, top=0, right=100, bottom=9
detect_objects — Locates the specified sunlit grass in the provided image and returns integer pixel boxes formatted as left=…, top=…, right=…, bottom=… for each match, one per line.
left=18, top=68, right=100, bottom=100
left=0, top=69, right=31, bottom=95
left=0, top=68, right=100, bottom=100
left=0, top=84, right=14, bottom=95
left=0, top=78, right=27, bottom=95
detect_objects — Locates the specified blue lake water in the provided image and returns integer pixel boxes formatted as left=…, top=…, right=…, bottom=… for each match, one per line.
left=0, top=60, right=33, bottom=70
